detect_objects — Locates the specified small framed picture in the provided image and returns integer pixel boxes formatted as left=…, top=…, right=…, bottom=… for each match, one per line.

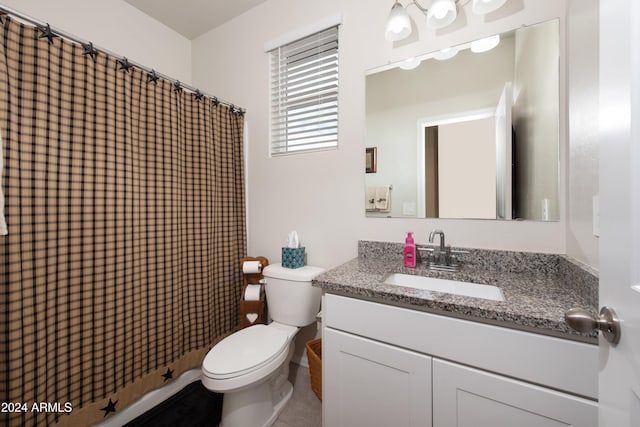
left=366, top=147, right=377, bottom=173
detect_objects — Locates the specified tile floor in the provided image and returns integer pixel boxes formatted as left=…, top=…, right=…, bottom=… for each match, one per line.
left=273, top=362, right=322, bottom=427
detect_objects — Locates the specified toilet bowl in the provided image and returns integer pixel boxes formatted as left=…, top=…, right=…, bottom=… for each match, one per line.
left=202, top=323, right=297, bottom=392
left=201, top=263, right=324, bottom=427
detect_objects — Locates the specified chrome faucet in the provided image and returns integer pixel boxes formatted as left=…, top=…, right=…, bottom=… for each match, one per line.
left=428, top=229, right=446, bottom=251
left=418, top=229, right=467, bottom=272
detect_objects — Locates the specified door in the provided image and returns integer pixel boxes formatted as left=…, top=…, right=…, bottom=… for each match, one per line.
left=597, top=0, right=640, bottom=425
left=323, top=328, right=432, bottom=427
left=495, top=82, right=512, bottom=220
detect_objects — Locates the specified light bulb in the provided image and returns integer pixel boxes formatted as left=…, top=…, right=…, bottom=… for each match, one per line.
left=432, top=4, right=448, bottom=19
left=385, top=2, right=412, bottom=41
left=390, top=19, right=404, bottom=34
left=471, top=34, right=500, bottom=53
left=426, top=0, right=457, bottom=29
left=399, top=57, right=422, bottom=70
left=433, top=47, right=459, bottom=60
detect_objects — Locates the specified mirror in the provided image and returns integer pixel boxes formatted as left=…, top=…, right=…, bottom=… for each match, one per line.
left=365, top=19, right=559, bottom=221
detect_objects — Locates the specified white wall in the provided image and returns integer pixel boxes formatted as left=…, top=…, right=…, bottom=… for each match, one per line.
left=566, top=0, right=599, bottom=269
left=1, top=1, right=576, bottom=270
left=0, top=0, right=192, bottom=83
left=512, top=19, right=560, bottom=221
left=193, top=0, right=569, bottom=269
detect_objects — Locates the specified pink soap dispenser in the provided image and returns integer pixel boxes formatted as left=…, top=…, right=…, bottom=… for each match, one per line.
left=404, top=232, right=417, bottom=268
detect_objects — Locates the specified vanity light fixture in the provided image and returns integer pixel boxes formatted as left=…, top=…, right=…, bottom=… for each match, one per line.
left=399, top=57, right=422, bottom=70
left=384, top=0, right=509, bottom=41
left=470, top=34, right=500, bottom=52
left=433, top=46, right=459, bottom=60
left=385, top=1, right=412, bottom=41
left=426, top=0, right=457, bottom=29
left=396, top=34, right=498, bottom=72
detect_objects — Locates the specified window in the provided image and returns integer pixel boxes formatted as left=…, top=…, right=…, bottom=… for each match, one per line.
left=269, top=26, right=339, bottom=155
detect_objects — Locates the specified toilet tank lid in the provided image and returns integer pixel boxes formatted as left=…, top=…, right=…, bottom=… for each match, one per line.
left=263, top=263, right=325, bottom=282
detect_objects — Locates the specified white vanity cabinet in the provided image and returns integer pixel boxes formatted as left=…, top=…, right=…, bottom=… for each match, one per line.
left=433, top=359, right=596, bottom=427
left=322, top=294, right=598, bottom=427
left=323, top=328, right=432, bottom=427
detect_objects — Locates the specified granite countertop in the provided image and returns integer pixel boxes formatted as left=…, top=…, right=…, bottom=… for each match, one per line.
left=313, top=241, right=599, bottom=344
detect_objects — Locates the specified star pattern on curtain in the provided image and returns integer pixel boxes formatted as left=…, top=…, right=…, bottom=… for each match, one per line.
left=173, top=80, right=183, bottom=93
left=147, top=69, right=159, bottom=84
left=194, top=89, right=204, bottom=101
left=38, top=23, right=57, bottom=44
left=117, top=57, right=133, bottom=73
left=100, top=399, right=118, bottom=417
left=82, top=42, right=98, bottom=62
left=162, top=367, right=174, bottom=382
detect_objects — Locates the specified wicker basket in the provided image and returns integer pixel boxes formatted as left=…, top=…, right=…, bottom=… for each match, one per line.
left=306, top=338, right=322, bottom=400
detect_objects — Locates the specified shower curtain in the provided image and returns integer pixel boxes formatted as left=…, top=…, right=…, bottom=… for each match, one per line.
left=0, top=17, right=246, bottom=427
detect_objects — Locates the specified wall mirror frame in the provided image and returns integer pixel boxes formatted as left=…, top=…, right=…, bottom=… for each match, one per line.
left=365, top=18, right=560, bottom=222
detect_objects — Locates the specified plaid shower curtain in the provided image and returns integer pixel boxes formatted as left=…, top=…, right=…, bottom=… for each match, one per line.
left=0, top=16, right=246, bottom=426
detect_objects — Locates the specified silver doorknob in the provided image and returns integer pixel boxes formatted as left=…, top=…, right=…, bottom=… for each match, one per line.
left=565, top=306, right=621, bottom=345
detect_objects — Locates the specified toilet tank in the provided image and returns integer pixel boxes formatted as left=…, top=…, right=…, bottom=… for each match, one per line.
left=262, top=264, right=325, bottom=327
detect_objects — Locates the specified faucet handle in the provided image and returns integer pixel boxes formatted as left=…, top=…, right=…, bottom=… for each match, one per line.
left=417, top=245, right=435, bottom=264
left=449, top=253, right=460, bottom=267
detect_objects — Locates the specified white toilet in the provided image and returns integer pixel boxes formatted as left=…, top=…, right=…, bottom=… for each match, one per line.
left=202, top=263, right=324, bottom=427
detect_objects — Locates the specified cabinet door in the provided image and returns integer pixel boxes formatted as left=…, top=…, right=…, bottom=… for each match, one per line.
left=323, top=328, right=432, bottom=427
left=433, top=359, right=597, bottom=427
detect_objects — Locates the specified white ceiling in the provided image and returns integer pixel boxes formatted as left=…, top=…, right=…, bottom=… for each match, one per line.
left=124, top=0, right=268, bottom=40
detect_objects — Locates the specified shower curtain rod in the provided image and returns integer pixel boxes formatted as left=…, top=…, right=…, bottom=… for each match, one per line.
left=0, top=5, right=246, bottom=114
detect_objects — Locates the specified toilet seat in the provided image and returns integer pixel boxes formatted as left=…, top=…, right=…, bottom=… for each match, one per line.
left=203, top=324, right=289, bottom=380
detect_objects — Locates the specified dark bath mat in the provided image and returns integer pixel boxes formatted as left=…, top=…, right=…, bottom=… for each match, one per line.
left=125, top=381, right=223, bottom=427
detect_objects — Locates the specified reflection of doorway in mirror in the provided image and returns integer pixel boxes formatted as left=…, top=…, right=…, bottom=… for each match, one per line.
left=495, top=82, right=513, bottom=220
left=431, top=117, right=497, bottom=219
left=417, top=109, right=498, bottom=219
left=424, top=126, right=439, bottom=218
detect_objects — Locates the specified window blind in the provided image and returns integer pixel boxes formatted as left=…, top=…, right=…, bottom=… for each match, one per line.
left=270, top=26, right=339, bottom=155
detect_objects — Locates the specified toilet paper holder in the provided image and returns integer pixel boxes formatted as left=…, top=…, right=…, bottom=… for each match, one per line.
left=239, top=256, right=269, bottom=330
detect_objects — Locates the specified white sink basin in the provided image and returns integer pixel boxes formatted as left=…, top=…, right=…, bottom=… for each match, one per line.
left=384, top=273, right=505, bottom=302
